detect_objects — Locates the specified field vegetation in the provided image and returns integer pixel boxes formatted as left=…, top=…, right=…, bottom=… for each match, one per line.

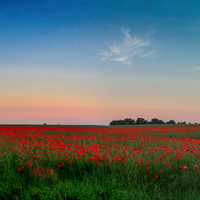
left=0, top=125, right=200, bottom=200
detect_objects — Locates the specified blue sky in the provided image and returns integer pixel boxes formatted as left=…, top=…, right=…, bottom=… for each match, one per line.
left=0, top=0, right=200, bottom=124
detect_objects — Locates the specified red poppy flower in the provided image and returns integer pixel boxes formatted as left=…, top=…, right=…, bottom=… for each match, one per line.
left=17, top=166, right=25, bottom=174
left=57, top=162, right=65, bottom=169
left=180, top=165, right=188, bottom=172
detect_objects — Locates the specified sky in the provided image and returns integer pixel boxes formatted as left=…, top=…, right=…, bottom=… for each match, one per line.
left=0, top=0, right=200, bottom=124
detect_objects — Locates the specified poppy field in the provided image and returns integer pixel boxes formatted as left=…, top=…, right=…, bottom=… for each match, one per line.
left=1, top=125, right=200, bottom=200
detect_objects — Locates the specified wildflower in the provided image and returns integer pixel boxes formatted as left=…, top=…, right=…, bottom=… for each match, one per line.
left=164, top=162, right=172, bottom=169
left=172, top=167, right=177, bottom=173
left=89, top=155, right=101, bottom=164
left=153, top=174, right=160, bottom=181
left=46, top=168, right=55, bottom=177
left=26, top=160, right=33, bottom=168
left=17, top=166, right=25, bottom=174
left=180, top=165, right=188, bottom=172
left=57, top=162, right=65, bottom=169
left=136, top=159, right=145, bottom=166
left=160, top=169, right=164, bottom=174
left=112, top=156, right=124, bottom=163
left=32, top=167, right=45, bottom=177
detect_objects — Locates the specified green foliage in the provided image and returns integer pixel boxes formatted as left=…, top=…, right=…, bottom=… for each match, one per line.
left=168, top=132, right=200, bottom=139
left=1, top=153, right=200, bottom=200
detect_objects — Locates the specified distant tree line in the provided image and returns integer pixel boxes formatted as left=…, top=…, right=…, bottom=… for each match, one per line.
left=110, top=118, right=198, bottom=126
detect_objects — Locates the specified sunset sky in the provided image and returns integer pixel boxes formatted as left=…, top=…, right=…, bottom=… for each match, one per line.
left=0, top=0, right=200, bottom=124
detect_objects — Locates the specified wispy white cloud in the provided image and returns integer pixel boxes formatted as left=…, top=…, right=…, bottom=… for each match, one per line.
left=101, top=28, right=155, bottom=65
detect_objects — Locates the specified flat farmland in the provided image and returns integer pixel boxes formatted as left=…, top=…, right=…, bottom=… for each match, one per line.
left=1, top=125, right=200, bottom=200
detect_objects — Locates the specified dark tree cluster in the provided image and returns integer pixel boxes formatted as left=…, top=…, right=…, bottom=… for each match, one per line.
left=110, top=118, right=179, bottom=126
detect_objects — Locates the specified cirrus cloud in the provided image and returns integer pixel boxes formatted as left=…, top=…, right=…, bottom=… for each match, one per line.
left=101, top=28, right=156, bottom=65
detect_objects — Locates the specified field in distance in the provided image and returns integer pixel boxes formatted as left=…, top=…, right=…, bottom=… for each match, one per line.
left=1, top=124, right=200, bottom=200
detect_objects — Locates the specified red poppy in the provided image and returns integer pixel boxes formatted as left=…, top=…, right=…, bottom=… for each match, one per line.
left=57, top=162, right=65, bottom=169
left=46, top=168, right=55, bottom=177
left=180, top=165, right=188, bottom=172
left=153, top=174, right=160, bottom=181
left=17, top=166, right=25, bottom=174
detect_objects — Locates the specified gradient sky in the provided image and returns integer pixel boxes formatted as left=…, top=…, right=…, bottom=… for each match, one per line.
left=0, top=0, right=200, bottom=124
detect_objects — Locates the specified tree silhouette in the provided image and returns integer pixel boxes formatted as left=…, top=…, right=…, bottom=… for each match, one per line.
left=166, top=120, right=176, bottom=125
left=150, top=118, right=165, bottom=124
left=110, top=117, right=180, bottom=125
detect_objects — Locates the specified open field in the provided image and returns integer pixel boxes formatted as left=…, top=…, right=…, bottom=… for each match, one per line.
left=1, top=125, right=200, bottom=200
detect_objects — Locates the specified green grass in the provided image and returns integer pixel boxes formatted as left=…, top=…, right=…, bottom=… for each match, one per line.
left=1, top=126, right=200, bottom=200
left=1, top=153, right=200, bottom=200
left=167, top=132, right=200, bottom=139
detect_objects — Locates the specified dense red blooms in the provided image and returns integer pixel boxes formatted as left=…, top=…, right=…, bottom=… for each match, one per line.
left=1, top=125, right=200, bottom=176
